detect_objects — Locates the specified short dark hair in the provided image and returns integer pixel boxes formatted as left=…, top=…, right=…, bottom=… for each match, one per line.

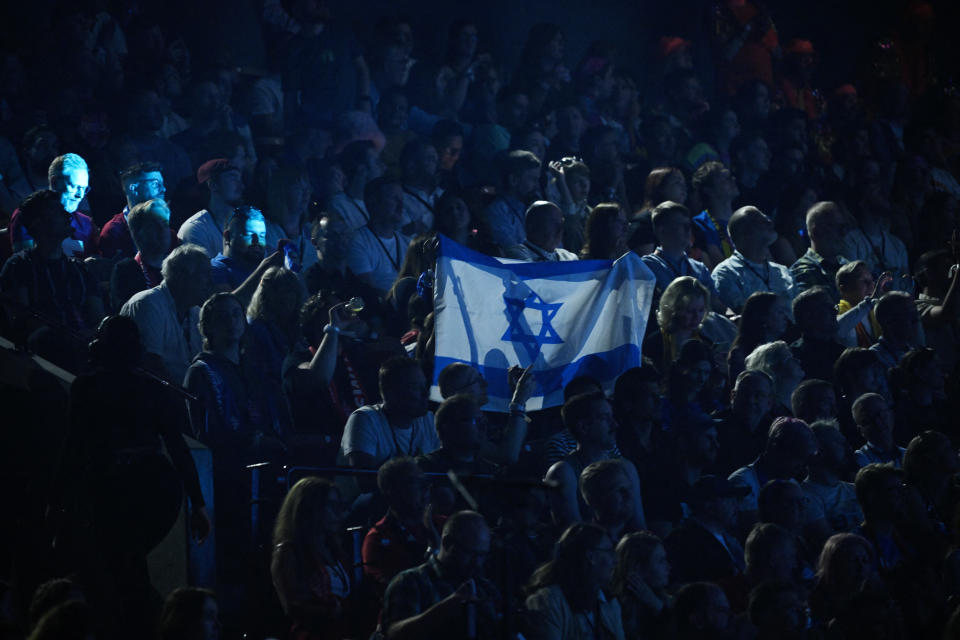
left=790, top=378, right=834, bottom=421
left=855, top=462, right=901, bottom=515
left=691, top=161, right=728, bottom=198
left=497, top=149, right=540, bottom=186
left=834, top=347, right=882, bottom=395
left=435, top=393, right=479, bottom=442
left=792, top=286, right=833, bottom=325
left=377, top=456, right=420, bottom=496
left=650, top=200, right=689, bottom=234
left=874, top=291, right=913, bottom=329
left=120, top=161, right=164, bottom=189
left=561, top=389, right=607, bottom=436
left=379, top=356, right=423, bottom=392
left=18, top=190, right=62, bottom=236
left=225, top=205, right=265, bottom=241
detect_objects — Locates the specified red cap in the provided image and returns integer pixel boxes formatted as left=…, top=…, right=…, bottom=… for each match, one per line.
left=834, top=84, right=858, bottom=98
left=196, top=158, right=239, bottom=184
left=785, top=38, right=815, bottom=55
left=659, top=36, right=692, bottom=59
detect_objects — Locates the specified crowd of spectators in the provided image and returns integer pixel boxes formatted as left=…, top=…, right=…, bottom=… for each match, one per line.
left=2, top=0, right=960, bottom=639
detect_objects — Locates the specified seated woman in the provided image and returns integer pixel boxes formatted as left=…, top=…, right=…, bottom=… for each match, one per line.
left=271, top=477, right=352, bottom=640
left=643, top=275, right=711, bottom=373
left=727, top=292, right=791, bottom=382
left=580, top=202, right=627, bottom=260
left=524, top=523, right=625, bottom=640
left=610, top=532, right=672, bottom=640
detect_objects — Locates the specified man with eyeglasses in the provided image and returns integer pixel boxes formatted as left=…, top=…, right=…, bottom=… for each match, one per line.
left=382, top=510, right=502, bottom=640
left=100, top=161, right=170, bottom=259
left=8, top=153, right=99, bottom=258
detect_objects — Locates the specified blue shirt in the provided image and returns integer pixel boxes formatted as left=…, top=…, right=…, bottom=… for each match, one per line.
left=640, top=249, right=718, bottom=299
left=211, top=253, right=253, bottom=290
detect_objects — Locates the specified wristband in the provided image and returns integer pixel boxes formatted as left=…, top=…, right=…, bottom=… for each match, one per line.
left=323, top=323, right=340, bottom=335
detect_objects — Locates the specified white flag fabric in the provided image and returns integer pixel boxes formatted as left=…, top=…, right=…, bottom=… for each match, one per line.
left=431, top=235, right=657, bottom=412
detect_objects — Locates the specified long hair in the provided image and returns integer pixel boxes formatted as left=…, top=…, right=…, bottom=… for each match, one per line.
left=247, top=266, right=304, bottom=340
left=731, top=292, right=782, bottom=353
left=272, top=477, right=341, bottom=566
left=610, top=531, right=663, bottom=598
left=580, top=202, right=623, bottom=259
left=642, top=166, right=685, bottom=210
left=525, top=522, right=610, bottom=609
left=816, top=533, right=876, bottom=590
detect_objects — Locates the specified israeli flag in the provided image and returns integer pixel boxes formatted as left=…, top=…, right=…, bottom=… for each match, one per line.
left=432, top=235, right=657, bottom=411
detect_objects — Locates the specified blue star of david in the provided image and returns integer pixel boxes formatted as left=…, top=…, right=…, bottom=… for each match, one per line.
left=502, top=290, right=563, bottom=361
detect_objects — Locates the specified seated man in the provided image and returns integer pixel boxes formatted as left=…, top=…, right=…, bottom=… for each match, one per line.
left=580, top=459, right=640, bottom=542
left=100, top=162, right=169, bottom=259
left=853, top=463, right=910, bottom=570
left=504, top=201, right=578, bottom=262
left=729, top=417, right=817, bottom=526
left=399, top=139, right=443, bottom=235
left=362, top=457, right=434, bottom=596
left=381, top=511, right=501, bottom=640
left=640, top=201, right=722, bottom=311
left=211, top=206, right=267, bottom=291
left=710, top=206, right=794, bottom=313
left=664, top=476, right=748, bottom=585
left=109, top=199, right=172, bottom=311
left=1, top=189, right=104, bottom=336
left=338, top=356, right=439, bottom=470
left=479, top=150, right=542, bottom=251
left=543, top=390, right=645, bottom=530
left=790, top=378, right=838, bottom=425
left=345, top=176, right=410, bottom=299
left=119, top=244, right=212, bottom=382
left=789, top=287, right=845, bottom=382
left=713, top=370, right=775, bottom=476
left=326, top=140, right=383, bottom=271
left=691, top=161, right=738, bottom=267
left=803, top=419, right=862, bottom=542
left=790, top=201, right=849, bottom=302
left=852, top=393, right=905, bottom=468
left=870, top=291, right=923, bottom=369
left=8, top=153, right=98, bottom=258
left=417, top=394, right=499, bottom=477
left=178, top=159, right=245, bottom=260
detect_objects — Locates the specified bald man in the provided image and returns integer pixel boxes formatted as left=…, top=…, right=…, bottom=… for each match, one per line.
left=710, top=206, right=794, bottom=313
left=504, top=200, right=578, bottom=261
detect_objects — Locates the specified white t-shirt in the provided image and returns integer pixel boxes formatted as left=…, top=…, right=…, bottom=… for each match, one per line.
left=401, top=185, right=442, bottom=230
left=177, top=209, right=223, bottom=259
left=346, top=227, right=409, bottom=296
left=120, top=281, right=202, bottom=383
left=339, top=403, right=439, bottom=466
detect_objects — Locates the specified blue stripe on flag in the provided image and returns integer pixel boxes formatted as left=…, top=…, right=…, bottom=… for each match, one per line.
left=433, top=343, right=643, bottom=411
